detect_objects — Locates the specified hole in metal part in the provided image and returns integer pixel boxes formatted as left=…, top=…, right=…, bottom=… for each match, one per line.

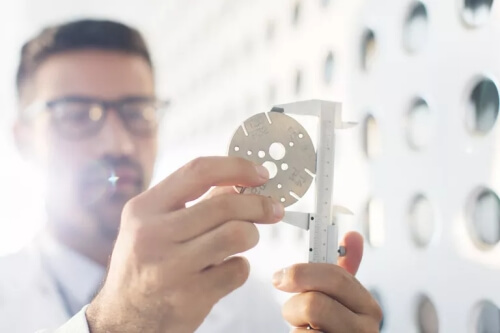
left=290, top=191, right=300, bottom=200
left=234, top=146, right=240, bottom=152
left=289, top=141, right=295, bottom=147
left=281, top=163, right=289, bottom=171
left=247, top=150, right=252, bottom=156
left=281, top=197, right=286, bottom=203
left=258, top=151, right=266, bottom=158
left=298, top=133, right=304, bottom=139
left=277, top=184, right=283, bottom=189
left=304, top=168, right=315, bottom=177
left=242, top=124, right=249, bottom=136
left=262, top=161, right=278, bottom=179
left=269, top=142, right=286, bottom=160
left=265, top=112, right=272, bottom=124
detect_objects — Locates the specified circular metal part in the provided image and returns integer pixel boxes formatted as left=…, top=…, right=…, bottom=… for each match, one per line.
left=228, top=112, right=316, bottom=207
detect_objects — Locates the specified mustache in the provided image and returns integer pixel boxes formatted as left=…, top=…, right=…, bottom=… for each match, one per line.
left=80, top=156, right=144, bottom=186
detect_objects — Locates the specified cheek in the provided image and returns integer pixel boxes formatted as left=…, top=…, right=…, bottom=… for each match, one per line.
left=34, top=124, right=90, bottom=192
left=138, top=138, right=158, bottom=180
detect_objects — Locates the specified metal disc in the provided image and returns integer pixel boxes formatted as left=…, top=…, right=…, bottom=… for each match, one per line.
left=228, top=112, right=316, bottom=207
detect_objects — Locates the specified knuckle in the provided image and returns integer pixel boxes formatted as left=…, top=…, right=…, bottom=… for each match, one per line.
left=213, top=194, right=234, bottom=215
left=230, top=258, right=250, bottom=284
left=259, top=196, right=274, bottom=220
left=122, top=197, right=141, bottom=221
left=184, top=157, right=208, bottom=178
left=358, top=321, right=380, bottom=333
left=224, top=221, right=259, bottom=250
left=331, top=267, right=351, bottom=289
left=121, top=198, right=146, bottom=235
left=301, top=292, right=326, bottom=328
left=286, top=264, right=307, bottom=287
left=371, top=300, right=384, bottom=324
left=159, top=214, right=182, bottom=242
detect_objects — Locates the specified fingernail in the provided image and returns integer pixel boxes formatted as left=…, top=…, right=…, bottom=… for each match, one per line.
left=272, top=268, right=286, bottom=287
left=273, top=201, right=285, bottom=220
left=255, top=165, right=269, bottom=180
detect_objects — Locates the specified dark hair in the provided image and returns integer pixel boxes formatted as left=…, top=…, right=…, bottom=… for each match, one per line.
left=16, top=19, right=153, bottom=100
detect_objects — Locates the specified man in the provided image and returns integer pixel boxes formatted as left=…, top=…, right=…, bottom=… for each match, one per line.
left=1, top=19, right=382, bottom=332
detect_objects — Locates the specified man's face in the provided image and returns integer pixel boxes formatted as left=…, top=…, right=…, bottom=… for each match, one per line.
left=19, top=50, right=158, bottom=241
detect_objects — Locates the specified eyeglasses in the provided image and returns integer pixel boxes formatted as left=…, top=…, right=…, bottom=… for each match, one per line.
left=23, top=96, right=169, bottom=140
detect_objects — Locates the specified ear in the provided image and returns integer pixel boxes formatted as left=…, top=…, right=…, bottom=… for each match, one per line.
left=13, top=119, right=34, bottom=161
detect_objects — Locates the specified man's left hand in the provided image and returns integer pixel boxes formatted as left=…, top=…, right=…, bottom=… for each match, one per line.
left=273, top=232, right=383, bottom=332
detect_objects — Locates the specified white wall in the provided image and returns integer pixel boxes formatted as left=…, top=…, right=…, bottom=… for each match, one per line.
left=1, top=0, right=500, bottom=332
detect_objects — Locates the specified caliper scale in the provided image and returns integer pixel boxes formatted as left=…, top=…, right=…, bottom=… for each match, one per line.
left=228, top=100, right=355, bottom=264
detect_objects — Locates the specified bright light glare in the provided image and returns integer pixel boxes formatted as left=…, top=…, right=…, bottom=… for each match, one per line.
left=0, top=136, right=46, bottom=255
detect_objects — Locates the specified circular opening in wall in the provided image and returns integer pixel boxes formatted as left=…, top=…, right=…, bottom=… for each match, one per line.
left=363, top=114, right=382, bottom=158
left=462, top=0, right=494, bottom=27
left=365, top=198, right=385, bottom=248
left=403, top=2, right=429, bottom=53
left=370, top=289, right=386, bottom=331
left=266, top=20, right=276, bottom=42
left=467, top=187, right=500, bottom=249
left=407, top=98, right=436, bottom=150
left=294, top=70, right=303, bottom=96
left=292, top=1, right=301, bottom=26
left=268, top=83, right=277, bottom=105
left=361, top=29, right=377, bottom=72
left=466, top=78, right=499, bottom=135
left=416, top=294, right=439, bottom=333
left=470, top=300, right=500, bottom=333
left=324, top=51, right=335, bottom=84
left=409, top=194, right=437, bottom=247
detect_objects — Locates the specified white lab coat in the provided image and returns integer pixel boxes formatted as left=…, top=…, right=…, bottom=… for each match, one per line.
left=0, top=240, right=289, bottom=332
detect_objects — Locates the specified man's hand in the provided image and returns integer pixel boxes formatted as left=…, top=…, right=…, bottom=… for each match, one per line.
left=86, top=157, right=285, bottom=333
left=273, top=232, right=383, bottom=332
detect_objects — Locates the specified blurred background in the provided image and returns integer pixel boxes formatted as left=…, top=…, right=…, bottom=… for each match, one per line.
left=1, top=0, right=500, bottom=332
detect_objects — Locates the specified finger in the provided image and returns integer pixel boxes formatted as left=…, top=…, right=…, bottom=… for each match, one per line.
left=338, top=231, right=364, bottom=276
left=282, top=291, right=360, bottom=333
left=164, top=194, right=284, bottom=242
left=198, top=256, right=250, bottom=304
left=203, top=186, right=238, bottom=200
left=183, top=221, right=260, bottom=271
left=273, top=263, right=377, bottom=316
left=141, top=157, right=269, bottom=212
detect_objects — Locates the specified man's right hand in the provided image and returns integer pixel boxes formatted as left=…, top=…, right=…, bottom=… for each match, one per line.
left=85, top=156, right=284, bottom=333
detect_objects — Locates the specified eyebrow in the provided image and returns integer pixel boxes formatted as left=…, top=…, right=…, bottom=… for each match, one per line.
left=47, top=94, right=158, bottom=104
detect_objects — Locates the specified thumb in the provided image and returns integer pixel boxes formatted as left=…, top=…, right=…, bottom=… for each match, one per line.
left=337, top=231, right=364, bottom=276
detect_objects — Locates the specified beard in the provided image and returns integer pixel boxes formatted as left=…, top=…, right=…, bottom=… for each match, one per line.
left=77, top=156, right=146, bottom=240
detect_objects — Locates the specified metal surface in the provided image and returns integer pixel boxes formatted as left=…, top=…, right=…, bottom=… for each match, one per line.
left=228, top=111, right=316, bottom=207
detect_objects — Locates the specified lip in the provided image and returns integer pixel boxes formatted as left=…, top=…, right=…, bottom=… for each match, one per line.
left=83, top=167, right=141, bottom=186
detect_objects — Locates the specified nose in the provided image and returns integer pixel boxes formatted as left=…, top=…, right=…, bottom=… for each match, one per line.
left=94, top=109, right=135, bottom=156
